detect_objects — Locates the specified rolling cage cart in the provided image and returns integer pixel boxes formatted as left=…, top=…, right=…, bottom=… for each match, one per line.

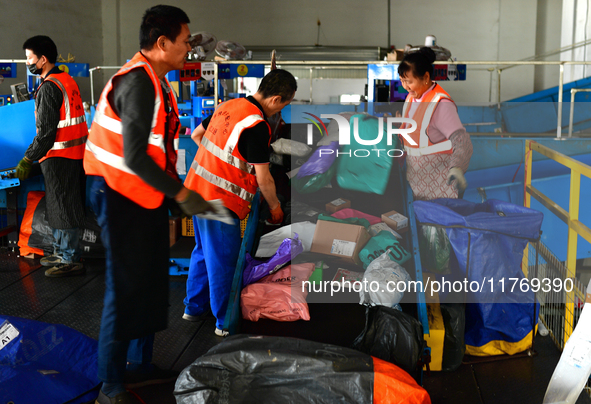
left=220, top=166, right=433, bottom=381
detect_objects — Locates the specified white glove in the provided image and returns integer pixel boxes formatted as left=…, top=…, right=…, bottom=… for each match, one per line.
left=447, top=167, right=467, bottom=193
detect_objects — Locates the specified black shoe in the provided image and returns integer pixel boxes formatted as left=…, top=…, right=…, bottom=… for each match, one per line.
left=182, top=310, right=214, bottom=322
left=123, top=364, right=179, bottom=388
left=95, top=390, right=142, bottom=404
left=44, top=262, right=85, bottom=277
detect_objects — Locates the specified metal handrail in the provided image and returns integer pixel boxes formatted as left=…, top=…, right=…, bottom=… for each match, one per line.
left=89, top=66, right=122, bottom=106
left=85, top=60, right=591, bottom=139
left=568, top=88, right=591, bottom=138
left=524, top=139, right=591, bottom=343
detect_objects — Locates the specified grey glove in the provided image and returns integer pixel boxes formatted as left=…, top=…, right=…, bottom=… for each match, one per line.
left=177, top=190, right=214, bottom=216
left=447, top=167, right=467, bottom=193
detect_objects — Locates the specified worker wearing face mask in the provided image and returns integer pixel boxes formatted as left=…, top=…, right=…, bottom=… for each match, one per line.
left=18, top=35, right=88, bottom=277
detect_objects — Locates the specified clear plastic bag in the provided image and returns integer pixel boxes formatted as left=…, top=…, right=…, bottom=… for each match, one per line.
left=270, top=138, right=311, bottom=156
left=359, top=249, right=412, bottom=308
left=418, top=225, right=451, bottom=274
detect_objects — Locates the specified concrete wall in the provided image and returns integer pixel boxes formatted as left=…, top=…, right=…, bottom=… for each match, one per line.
left=561, top=0, right=591, bottom=83
left=535, top=0, right=563, bottom=92
left=110, top=0, right=543, bottom=103
left=0, top=0, right=566, bottom=105
left=0, top=0, right=103, bottom=103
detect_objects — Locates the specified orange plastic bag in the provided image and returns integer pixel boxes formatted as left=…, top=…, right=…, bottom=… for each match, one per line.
left=373, top=356, right=431, bottom=404
left=17, top=191, right=46, bottom=256
left=241, top=263, right=314, bottom=322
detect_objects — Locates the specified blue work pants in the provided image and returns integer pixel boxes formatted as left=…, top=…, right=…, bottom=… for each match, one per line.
left=184, top=215, right=241, bottom=329
left=52, top=227, right=81, bottom=263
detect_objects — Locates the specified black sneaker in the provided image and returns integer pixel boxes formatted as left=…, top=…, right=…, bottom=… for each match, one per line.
left=182, top=310, right=214, bottom=322
left=44, top=262, right=85, bottom=278
left=40, top=254, right=64, bottom=267
left=95, top=390, right=142, bottom=404
left=123, top=364, right=179, bottom=388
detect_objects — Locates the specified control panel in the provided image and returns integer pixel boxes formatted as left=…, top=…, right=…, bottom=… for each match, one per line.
left=0, top=169, right=19, bottom=190
left=0, top=95, right=14, bottom=107
left=193, top=96, right=215, bottom=121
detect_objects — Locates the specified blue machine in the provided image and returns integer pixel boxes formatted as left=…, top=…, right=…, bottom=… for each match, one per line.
left=168, top=62, right=266, bottom=134
left=0, top=63, right=18, bottom=107
left=0, top=100, right=42, bottom=247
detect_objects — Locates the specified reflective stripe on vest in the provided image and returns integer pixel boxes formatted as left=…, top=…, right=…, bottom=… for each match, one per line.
left=225, top=114, right=265, bottom=154
left=84, top=52, right=179, bottom=209
left=51, top=136, right=88, bottom=151
left=40, top=74, right=88, bottom=160
left=184, top=98, right=267, bottom=219
left=93, top=109, right=166, bottom=153
left=192, top=113, right=262, bottom=200
left=190, top=160, right=255, bottom=201
left=200, top=137, right=255, bottom=174
left=45, top=76, right=87, bottom=129
left=94, top=60, right=163, bottom=141
left=403, top=90, right=453, bottom=156
left=86, top=139, right=136, bottom=175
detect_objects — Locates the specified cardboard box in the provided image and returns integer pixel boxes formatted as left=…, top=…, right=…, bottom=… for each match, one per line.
left=310, top=220, right=370, bottom=265
left=169, top=217, right=181, bottom=247
left=325, top=198, right=351, bottom=214
left=369, top=222, right=402, bottom=240
left=386, top=49, right=405, bottom=61
left=381, top=210, right=409, bottom=233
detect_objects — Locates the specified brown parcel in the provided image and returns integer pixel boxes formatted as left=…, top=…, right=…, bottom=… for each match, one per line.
left=310, top=220, right=370, bottom=266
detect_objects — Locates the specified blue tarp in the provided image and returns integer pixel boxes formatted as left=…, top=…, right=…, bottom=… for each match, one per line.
left=0, top=315, right=99, bottom=403
left=414, top=199, right=544, bottom=355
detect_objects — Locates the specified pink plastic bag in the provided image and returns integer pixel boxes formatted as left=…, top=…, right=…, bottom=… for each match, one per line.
left=241, top=263, right=315, bottom=322
left=331, top=208, right=381, bottom=225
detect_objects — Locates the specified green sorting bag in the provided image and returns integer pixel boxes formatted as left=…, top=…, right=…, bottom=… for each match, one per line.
left=358, top=230, right=411, bottom=269
left=336, top=114, right=398, bottom=195
left=291, top=163, right=337, bottom=194
left=316, top=214, right=370, bottom=229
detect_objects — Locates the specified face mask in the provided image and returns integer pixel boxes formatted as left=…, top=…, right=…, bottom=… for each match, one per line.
left=27, top=59, right=43, bottom=75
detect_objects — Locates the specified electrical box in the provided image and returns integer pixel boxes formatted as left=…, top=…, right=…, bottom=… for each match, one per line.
left=193, top=96, right=215, bottom=123
left=180, top=62, right=201, bottom=82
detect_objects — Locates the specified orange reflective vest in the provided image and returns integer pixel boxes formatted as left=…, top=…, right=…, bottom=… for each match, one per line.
left=184, top=98, right=270, bottom=220
left=84, top=52, right=179, bottom=209
left=401, top=83, right=454, bottom=156
left=36, top=73, right=88, bottom=162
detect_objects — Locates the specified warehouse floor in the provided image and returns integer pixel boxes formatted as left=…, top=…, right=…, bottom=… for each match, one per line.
left=1, top=246, right=590, bottom=404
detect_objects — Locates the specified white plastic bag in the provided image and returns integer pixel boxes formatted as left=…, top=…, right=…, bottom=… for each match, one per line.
left=543, top=279, right=591, bottom=404
left=270, top=138, right=311, bottom=157
left=359, top=249, right=411, bottom=308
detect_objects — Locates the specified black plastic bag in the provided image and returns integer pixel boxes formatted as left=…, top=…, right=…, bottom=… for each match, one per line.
left=440, top=303, right=466, bottom=371
left=352, top=305, right=426, bottom=381
left=174, top=334, right=430, bottom=404
left=24, top=194, right=103, bottom=258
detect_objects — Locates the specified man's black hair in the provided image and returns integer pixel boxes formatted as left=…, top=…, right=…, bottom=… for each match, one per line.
left=257, top=69, right=298, bottom=102
left=22, top=35, right=58, bottom=64
left=140, top=5, right=190, bottom=50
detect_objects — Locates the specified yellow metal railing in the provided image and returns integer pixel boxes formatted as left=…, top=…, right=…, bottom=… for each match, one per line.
left=524, top=139, right=591, bottom=343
